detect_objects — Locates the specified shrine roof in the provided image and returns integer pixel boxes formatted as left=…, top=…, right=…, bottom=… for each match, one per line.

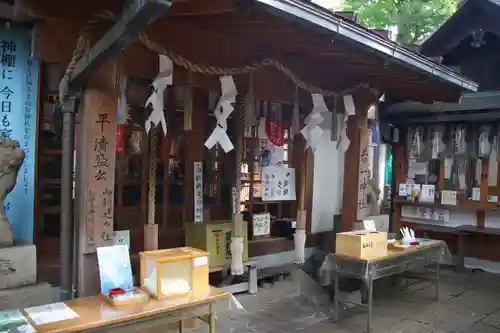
left=24, top=0, right=479, bottom=103
left=258, top=0, right=477, bottom=92
left=420, top=0, right=500, bottom=57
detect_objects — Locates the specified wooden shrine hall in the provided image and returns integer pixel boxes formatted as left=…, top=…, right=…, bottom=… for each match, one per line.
left=4, top=0, right=477, bottom=297
left=380, top=0, right=500, bottom=273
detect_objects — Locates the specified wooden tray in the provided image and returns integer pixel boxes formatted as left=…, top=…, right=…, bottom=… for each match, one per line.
left=103, top=287, right=149, bottom=307
left=388, top=241, right=419, bottom=251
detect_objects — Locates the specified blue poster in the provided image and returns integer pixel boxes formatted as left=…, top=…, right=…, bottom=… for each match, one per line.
left=0, top=25, right=38, bottom=243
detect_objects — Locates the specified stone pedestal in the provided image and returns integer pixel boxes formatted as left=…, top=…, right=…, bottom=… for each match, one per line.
left=0, top=282, right=55, bottom=311
left=0, top=244, right=55, bottom=310
left=0, top=222, right=13, bottom=248
left=0, top=244, right=36, bottom=290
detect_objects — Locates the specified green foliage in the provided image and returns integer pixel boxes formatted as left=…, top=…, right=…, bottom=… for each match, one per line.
left=342, top=0, right=458, bottom=45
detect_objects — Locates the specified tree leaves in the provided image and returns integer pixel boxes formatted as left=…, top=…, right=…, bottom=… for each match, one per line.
left=342, top=0, right=458, bottom=45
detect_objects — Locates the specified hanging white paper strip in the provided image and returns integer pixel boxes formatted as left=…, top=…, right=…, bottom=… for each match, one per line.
left=301, top=93, right=331, bottom=151
left=194, top=161, right=203, bottom=223
left=117, top=74, right=128, bottom=124
left=144, top=55, right=173, bottom=136
left=337, top=94, right=356, bottom=153
left=343, top=94, right=355, bottom=116
left=205, top=76, right=237, bottom=153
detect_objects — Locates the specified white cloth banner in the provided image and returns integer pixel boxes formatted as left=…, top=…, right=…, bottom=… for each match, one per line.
left=145, top=55, right=173, bottom=136
left=205, top=76, right=237, bottom=153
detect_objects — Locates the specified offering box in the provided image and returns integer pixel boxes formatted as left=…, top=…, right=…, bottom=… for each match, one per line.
left=336, top=231, right=388, bottom=259
left=139, top=247, right=210, bottom=299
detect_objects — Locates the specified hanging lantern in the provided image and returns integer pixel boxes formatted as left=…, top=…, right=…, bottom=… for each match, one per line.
left=427, top=125, right=445, bottom=159
left=448, top=124, right=468, bottom=157
left=476, top=124, right=494, bottom=159
left=407, top=126, right=425, bottom=159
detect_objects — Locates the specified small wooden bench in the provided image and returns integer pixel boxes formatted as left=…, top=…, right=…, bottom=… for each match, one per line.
left=210, top=260, right=258, bottom=295
left=455, top=225, right=500, bottom=272
left=406, top=223, right=500, bottom=272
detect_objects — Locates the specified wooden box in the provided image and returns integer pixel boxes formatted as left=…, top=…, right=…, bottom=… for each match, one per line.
left=0, top=244, right=37, bottom=290
left=184, top=221, right=248, bottom=268
left=335, top=231, right=388, bottom=259
left=139, top=247, right=210, bottom=299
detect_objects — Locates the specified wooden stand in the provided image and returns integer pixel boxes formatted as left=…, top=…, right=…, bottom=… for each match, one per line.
left=144, top=224, right=158, bottom=251
left=102, top=288, right=149, bottom=307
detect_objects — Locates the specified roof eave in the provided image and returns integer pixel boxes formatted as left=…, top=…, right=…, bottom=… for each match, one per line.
left=253, top=0, right=479, bottom=92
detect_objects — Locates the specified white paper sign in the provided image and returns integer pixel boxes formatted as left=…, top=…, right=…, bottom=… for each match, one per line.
left=112, top=230, right=130, bottom=249
left=194, top=162, right=203, bottom=223
left=232, top=186, right=237, bottom=214
left=398, top=183, right=408, bottom=196
left=252, top=213, right=271, bottom=237
left=25, top=303, right=79, bottom=325
left=472, top=187, right=481, bottom=201
left=420, top=184, right=435, bottom=203
left=441, top=190, right=457, bottom=206
left=261, top=167, right=296, bottom=201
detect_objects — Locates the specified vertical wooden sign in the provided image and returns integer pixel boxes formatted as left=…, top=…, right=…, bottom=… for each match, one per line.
left=82, top=90, right=117, bottom=253
left=193, top=161, right=203, bottom=223
left=357, top=128, right=371, bottom=220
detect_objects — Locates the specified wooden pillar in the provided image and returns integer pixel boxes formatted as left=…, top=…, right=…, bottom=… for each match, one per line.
left=391, top=136, right=407, bottom=233
left=341, top=90, right=377, bottom=232
left=183, top=87, right=206, bottom=223
left=75, top=61, right=118, bottom=297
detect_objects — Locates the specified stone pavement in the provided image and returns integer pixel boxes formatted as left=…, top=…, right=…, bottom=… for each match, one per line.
left=194, top=268, right=500, bottom=333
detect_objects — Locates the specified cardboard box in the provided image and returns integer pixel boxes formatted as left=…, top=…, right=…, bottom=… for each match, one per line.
left=184, top=221, right=248, bottom=268
left=336, top=231, right=387, bottom=259
left=0, top=244, right=37, bottom=290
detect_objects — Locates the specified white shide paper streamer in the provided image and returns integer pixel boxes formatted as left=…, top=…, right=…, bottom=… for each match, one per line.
left=205, top=76, right=237, bottom=153
left=301, top=93, right=356, bottom=153
left=294, top=229, right=306, bottom=264
left=301, top=93, right=331, bottom=152
left=144, top=55, right=173, bottom=136
left=230, top=236, right=244, bottom=275
left=338, top=94, right=355, bottom=153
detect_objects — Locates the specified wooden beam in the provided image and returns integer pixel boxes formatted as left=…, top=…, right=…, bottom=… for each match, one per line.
left=69, top=0, right=171, bottom=89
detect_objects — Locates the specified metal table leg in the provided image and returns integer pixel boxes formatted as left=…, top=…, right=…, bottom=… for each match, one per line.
left=435, top=261, right=441, bottom=302
left=366, top=277, right=373, bottom=333
left=457, top=232, right=466, bottom=272
left=333, top=273, right=339, bottom=322
left=209, top=306, right=215, bottom=333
